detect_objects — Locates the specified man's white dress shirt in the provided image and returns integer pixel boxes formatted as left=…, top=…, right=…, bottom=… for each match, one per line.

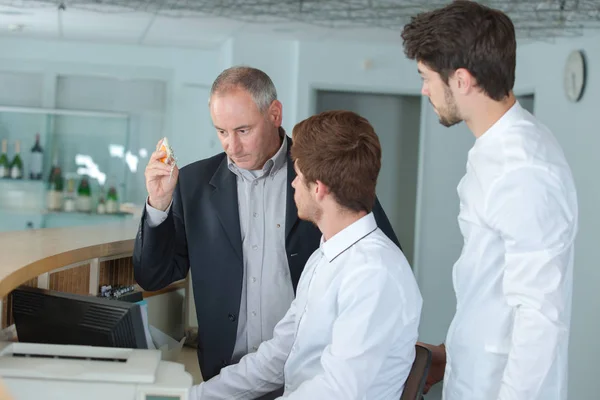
left=443, top=102, right=578, bottom=400
left=190, top=212, right=423, bottom=399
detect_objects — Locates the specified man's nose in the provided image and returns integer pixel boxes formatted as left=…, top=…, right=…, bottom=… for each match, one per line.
left=229, top=134, right=241, bottom=153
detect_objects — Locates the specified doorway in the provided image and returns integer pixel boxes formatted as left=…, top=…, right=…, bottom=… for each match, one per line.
left=315, top=90, right=422, bottom=265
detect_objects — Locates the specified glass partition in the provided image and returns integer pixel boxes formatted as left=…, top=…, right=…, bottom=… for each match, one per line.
left=0, top=106, right=136, bottom=232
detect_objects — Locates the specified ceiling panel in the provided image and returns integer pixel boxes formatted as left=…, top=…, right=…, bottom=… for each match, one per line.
left=59, top=9, right=150, bottom=43
left=0, top=4, right=58, bottom=38
left=0, top=0, right=599, bottom=46
left=141, top=15, right=244, bottom=47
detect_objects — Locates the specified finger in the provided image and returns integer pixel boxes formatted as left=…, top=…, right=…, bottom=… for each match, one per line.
left=156, top=138, right=164, bottom=151
left=146, top=169, right=173, bottom=179
left=146, top=172, right=173, bottom=181
left=146, top=160, right=172, bottom=172
left=150, top=150, right=167, bottom=162
left=146, top=166, right=173, bottom=177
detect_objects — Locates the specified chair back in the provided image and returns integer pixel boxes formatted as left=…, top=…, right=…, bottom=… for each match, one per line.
left=400, top=344, right=432, bottom=400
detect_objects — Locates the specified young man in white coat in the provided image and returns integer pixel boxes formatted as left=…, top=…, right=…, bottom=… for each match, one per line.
left=401, top=1, right=578, bottom=400
left=188, top=110, right=423, bottom=399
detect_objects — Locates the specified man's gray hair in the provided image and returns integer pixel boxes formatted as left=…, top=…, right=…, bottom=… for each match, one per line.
left=209, top=66, right=278, bottom=113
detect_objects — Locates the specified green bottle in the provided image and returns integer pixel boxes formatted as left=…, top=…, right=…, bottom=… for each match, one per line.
left=77, top=176, right=91, bottom=196
left=106, top=185, right=119, bottom=214
left=76, top=176, right=92, bottom=212
left=10, top=140, right=23, bottom=179
left=49, top=167, right=64, bottom=191
left=47, top=166, right=64, bottom=211
left=0, top=139, right=9, bottom=178
left=107, top=186, right=118, bottom=201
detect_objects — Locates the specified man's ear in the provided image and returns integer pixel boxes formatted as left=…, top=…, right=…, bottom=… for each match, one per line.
left=453, top=68, right=477, bottom=94
left=268, top=100, right=283, bottom=127
left=314, top=180, right=329, bottom=201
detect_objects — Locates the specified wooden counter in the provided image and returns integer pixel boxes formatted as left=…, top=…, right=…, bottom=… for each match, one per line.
left=0, top=219, right=201, bottom=392
left=0, top=220, right=138, bottom=299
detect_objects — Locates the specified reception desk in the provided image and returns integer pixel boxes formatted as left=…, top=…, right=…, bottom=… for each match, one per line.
left=0, top=220, right=203, bottom=385
left=0, top=220, right=138, bottom=299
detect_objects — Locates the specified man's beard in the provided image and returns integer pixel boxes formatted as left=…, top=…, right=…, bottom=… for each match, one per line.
left=435, top=86, right=462, bottom=127
left=299, top=202, right=322, bottom=226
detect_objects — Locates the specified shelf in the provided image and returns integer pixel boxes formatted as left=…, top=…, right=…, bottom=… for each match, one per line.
left=43, top=210, right=133, bottom=217
left=0, top=106, right=129, bottom=119
left=0, top=106, right=134, bottom=232
left=0, top=179, right=45, bottom=185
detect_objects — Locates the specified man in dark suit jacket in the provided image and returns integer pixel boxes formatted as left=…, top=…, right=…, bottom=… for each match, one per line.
left=133, top=66, right=400, bottom=386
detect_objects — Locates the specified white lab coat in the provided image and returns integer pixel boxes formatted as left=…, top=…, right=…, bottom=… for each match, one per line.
left=443, top=102, right=578, bottom=400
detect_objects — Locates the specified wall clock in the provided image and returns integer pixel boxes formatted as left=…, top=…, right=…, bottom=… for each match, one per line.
left=564, top=50, right=586, bottom=102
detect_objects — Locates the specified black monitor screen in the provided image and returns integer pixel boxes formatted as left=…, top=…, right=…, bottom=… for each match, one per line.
left=12, top=285, right=148, bottom=349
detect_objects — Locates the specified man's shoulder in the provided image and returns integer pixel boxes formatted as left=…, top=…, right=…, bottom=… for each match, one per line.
left=179, top=152, right=227, bottom=182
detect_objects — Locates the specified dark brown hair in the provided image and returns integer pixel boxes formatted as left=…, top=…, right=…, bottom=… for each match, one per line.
left=291, top=110, right=381, bottom=213
left=401, top=0, right=516, bottom=101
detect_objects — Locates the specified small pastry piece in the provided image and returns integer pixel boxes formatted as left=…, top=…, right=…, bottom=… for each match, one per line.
left=158, top=137, right=177, bottom=181
left=159, top=137, right=175, bottom=164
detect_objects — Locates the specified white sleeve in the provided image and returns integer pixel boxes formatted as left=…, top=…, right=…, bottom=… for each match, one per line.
left=188, top=299, right=297, bottom=400
left=145, top=197, right=172, bottom=227
left=485, top=167, right=577, bottom=400
left=279, top=267, right=410, bottom=399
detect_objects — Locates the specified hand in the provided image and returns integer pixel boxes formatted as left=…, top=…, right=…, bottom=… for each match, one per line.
left=418, top=342, right=446, bottom=394
left=145, top=138, right=179, bottom=211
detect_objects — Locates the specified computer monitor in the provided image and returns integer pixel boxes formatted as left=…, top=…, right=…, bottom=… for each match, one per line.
left=11, top=285, right=148, bottom=349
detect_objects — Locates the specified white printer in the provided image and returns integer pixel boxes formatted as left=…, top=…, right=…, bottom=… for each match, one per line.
left=0, top=341, right=192, bottom=400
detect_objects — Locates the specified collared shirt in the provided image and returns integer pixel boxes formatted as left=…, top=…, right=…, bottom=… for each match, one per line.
left=443, top=102, right=578, bottom=400
left=146, top=130, right=293, bottom=362
left=190, top=212, right=423, bottom=400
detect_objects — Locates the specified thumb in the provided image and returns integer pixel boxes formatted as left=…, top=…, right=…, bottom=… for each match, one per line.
left=423, top=383, right=432, bottom=394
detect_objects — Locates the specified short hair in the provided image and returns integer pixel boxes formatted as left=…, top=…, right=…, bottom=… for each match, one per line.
left=401, top=0, right=516, bottom=101
left=209, top=66, right=277, bottom=112
left=291, top=110, right=381, bottom=213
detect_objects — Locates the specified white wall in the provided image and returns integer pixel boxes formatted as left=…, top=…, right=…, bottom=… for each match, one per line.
left=1, top=30, right=599, bottom=399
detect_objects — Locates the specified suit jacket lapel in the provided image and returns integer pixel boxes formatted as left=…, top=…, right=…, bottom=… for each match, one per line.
left=210, top=157, right=243, bottom=261
left=285, top=138, right=299, bottom=239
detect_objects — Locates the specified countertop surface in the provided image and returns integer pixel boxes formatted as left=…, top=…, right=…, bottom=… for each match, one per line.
left=0, top=220, right=139, bottom=298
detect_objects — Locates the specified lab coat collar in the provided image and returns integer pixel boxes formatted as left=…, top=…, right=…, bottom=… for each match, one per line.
left=320, top=212, right=378, bottom=262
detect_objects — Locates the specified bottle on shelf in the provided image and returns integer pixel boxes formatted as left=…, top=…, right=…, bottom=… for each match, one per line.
left=76, top=176, right=92, bottom=213
left=0, top=139, right=9, bottom=179
left=47, top=155, right=64, bottom=211
left=9, top=140, right=23, bottom=180
left=96, top=186, right=106, bottom=214
left=106, top=185, right=119, bottom=214
left=63, top=175, right=77, bottom=212
left=29, top=133, right=44, bottom=180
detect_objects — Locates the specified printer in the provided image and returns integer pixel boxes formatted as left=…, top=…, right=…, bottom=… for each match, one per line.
left=0, top=341, right=192, bottom=400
